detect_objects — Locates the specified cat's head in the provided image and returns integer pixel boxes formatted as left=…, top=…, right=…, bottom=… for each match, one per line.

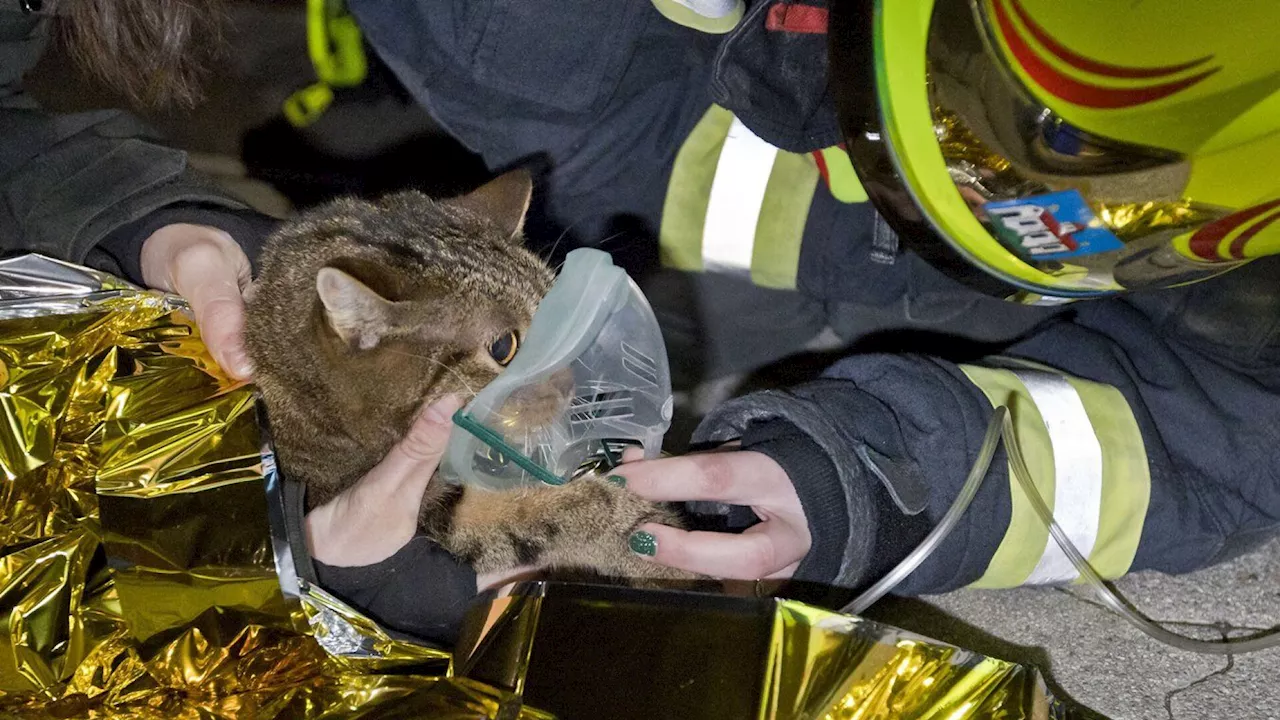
left=247, top=170, right=557, bottom=454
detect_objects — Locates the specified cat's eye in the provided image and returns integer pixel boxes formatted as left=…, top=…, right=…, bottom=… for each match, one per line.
left=488, top=330, right=519, bottom=366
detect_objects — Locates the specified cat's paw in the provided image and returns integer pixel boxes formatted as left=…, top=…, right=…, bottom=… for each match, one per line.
left=438, top=474, right=708, bottom=587
left=542, top=475, right=705, bottom=585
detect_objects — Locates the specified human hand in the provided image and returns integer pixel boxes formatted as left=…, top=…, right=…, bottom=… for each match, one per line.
left=303, top=395, right=462, bottom=567
left=302, top=394, right=525, bottom=593
left=140, top=223, right=255, bottom=379
left=617, top=449, right=812, bottom=580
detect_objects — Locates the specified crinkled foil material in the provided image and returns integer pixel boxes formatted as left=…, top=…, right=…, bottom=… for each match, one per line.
left=0, top=255, right=453, bottom=719
left=1092, top=200, right=1221, bottom=242
left=450, top=583, right=1070, bottom=720
left=935, top=109, right=1015, bottom=183
left=0, top=254, right=1080, bottom=718
left=933, top=107, right=1218, bottom=242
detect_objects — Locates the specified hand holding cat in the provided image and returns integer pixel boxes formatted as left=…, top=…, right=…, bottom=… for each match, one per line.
left=303, top=394, right=464, bottom=567
left=619, top=450, right=812, bottom=580
left=141, top=223, right=256, bottom=379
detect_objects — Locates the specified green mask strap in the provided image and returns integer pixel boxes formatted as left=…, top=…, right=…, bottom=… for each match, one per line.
left=451, top=411, right=566, bottom=486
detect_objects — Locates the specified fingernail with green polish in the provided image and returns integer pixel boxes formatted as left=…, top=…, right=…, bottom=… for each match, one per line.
left=629, top=531, right=656, bottom=556
left=607, top=474, right=626, bottom=487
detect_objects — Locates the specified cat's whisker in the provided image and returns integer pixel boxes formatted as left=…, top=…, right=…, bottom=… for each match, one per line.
left=594, top=231, right=628, bottom=248
left=381, top=348, right=483, bottom=401
left=547, top=232, right=631, bottom=275
left=538, top=216, right=589, bottom=266
left=593, top=231, right=649, bottom=258
left=544, top=227, right=571, bottom=265
left=381, top=348, right=536, bottom=426
left=536, top=221, right=635, bottom=274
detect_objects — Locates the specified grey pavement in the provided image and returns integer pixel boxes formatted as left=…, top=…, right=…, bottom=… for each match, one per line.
left=865, top=537, right=1280, bottom=719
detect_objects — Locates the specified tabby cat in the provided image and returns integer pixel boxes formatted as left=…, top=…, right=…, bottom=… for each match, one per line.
left=244, top=171, right=689, bottom=583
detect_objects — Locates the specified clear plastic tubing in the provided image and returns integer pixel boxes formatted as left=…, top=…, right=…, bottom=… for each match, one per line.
left=840, top=405, right=1280, bottom=655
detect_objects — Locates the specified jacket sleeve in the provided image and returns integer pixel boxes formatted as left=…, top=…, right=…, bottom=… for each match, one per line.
left=277, top=477, right=477, bottom=648
left=0, top=10, right=275, bottom=284
left=694, top=257, right=1280, bottom=595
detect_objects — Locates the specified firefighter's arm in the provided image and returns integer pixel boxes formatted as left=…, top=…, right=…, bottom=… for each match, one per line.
left=0, top=96, right=274, bottom=377
left=0, top=97, right=275, bottom=282
left=2, top=12, right=279, bottom=378
left=969, top=260, right=1280, bottom=586
left=651, top=263, right=1280, bottom=594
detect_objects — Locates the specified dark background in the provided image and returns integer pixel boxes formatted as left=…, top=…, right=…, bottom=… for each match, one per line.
left=27, top=0, right=491, bottom=216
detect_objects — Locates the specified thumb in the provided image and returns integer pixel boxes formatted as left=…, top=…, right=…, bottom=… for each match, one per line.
left=151, top=227, right=255, bottom=379
left=186, top=276, right=253, bottom=380
left=304, top=395, right=464, bottom=567
left=366, top=394, right=465, bottom=496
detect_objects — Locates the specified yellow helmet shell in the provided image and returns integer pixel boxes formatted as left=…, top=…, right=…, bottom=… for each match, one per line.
left=829, top=0, right=1280, bottom=299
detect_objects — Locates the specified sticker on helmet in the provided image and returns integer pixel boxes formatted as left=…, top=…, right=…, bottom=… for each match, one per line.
left=983, top=190, right=1123, bottom=262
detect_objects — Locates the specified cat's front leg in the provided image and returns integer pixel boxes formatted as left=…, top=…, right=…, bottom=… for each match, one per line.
left=420, top=477, right=701, bottom=585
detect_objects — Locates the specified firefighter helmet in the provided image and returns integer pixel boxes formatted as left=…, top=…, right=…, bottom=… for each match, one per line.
left=829, top=0, right=1280, bottom=300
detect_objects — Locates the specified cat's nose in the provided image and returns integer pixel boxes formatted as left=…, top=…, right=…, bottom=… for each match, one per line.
left=500, top=371, right=574, bottom=429
left=549, top=367, right=574, bottom=396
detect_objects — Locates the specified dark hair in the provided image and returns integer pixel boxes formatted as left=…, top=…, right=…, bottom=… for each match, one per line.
left=59, top=0, right=228, bottom=109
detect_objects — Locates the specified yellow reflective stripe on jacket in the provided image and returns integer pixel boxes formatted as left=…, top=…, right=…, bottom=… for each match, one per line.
left=659, top=105, right=819, bottom=290
left=750, top=150, right=813, bottom=288
left=649, top=0, right=744, bottom=33
left=661, top=106, right=734, bottom=273
left=815, top=146, right=868, bottom=204
left=959, top=363, right=1151, bottom=588
left=959, top=365, right=1057, bottom=587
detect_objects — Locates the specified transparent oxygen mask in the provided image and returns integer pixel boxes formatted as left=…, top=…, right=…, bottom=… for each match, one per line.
left=438, top=248, right=673, bottom=491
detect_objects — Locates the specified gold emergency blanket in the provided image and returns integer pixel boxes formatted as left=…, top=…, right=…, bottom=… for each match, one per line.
left=0, top=254, right=1076, bottom=719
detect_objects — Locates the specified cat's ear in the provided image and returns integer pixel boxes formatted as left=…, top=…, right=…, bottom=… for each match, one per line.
left=449, top=169, right=533, bottom=243
left=316, top=267, right=394, bottom=350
